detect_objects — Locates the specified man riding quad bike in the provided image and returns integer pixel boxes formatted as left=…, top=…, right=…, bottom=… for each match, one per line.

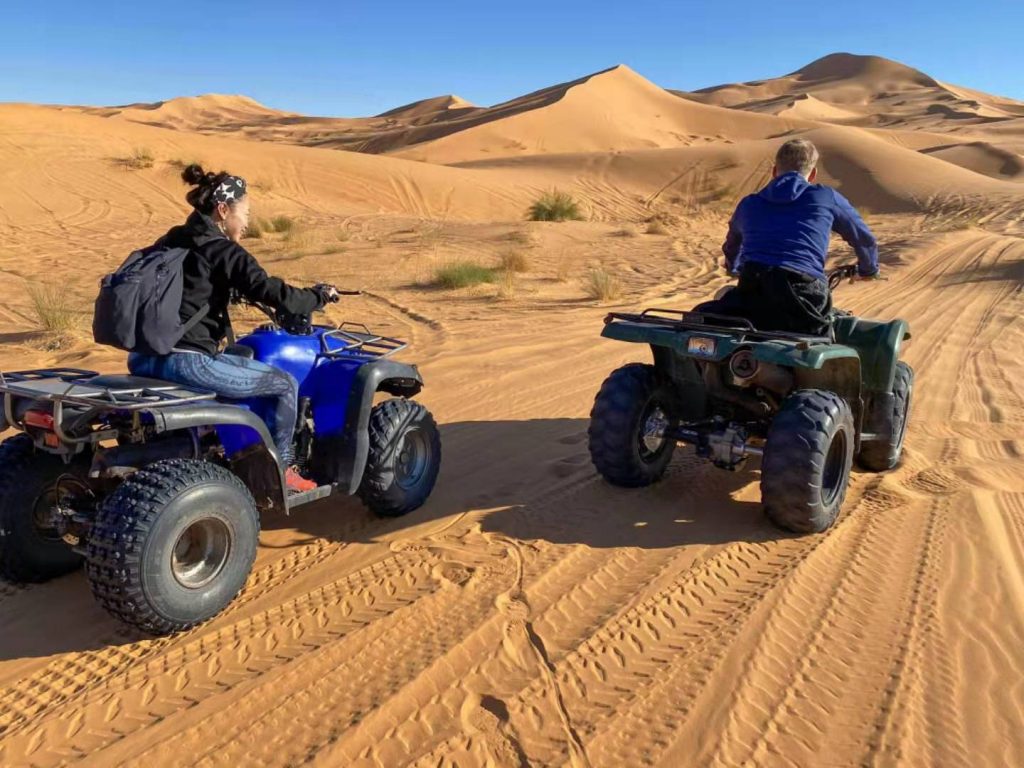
left=0, top=165, right=441, bottom=634
left=588, top=140, right=912, bottom=533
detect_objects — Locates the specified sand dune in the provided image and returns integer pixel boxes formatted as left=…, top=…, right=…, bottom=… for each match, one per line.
left=378, top=94, right=478, bottom=123
left=0, top=53, right=1023, bottom=768
left=683, top=52, right=1024, bottom=134
left=390, top=65, right=811, bottom=163
left=921, top=141, right=1024, bottom=181
left=65, top=94, right=298, bottom=131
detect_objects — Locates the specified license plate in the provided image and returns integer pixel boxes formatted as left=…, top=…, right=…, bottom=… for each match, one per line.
left=687, top=336, right=717, bottom=357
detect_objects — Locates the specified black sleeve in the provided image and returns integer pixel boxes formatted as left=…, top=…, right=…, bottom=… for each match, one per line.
left=218, top=242, right=321, bottom=314
left=722, top=206, right=744, bottom=272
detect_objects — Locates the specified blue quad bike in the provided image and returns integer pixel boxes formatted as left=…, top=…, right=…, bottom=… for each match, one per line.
left=0, top=292, right=441, bottom=634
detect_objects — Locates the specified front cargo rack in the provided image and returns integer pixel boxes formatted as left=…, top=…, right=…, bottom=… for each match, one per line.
left=320, top=323, right=408, bottom=359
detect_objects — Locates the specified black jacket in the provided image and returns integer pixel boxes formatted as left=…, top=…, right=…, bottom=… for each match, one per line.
left=155, top=211, right=321, bottom=354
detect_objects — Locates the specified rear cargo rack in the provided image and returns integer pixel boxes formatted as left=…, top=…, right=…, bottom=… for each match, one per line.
left=605, top=309, right=833, bottom=345
left=0, top=369, right=215, bottom=412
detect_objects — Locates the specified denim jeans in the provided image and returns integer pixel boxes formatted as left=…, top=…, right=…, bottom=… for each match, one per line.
left=128, top=351, right=299, bottom=465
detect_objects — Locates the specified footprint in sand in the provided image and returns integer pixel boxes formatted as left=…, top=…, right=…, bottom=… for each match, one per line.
left=904, top=467, right=963, bottom=496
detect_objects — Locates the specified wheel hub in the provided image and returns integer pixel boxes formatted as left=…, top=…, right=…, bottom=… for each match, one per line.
left=641, top=407, right=669, bottom=456
left=395, top=429, right=430, bottom=490
left=172, top=518, right=231, bottom=590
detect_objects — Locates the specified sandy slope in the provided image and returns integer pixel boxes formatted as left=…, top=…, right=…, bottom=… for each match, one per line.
left=1, top=58, right=1023, bottom=768
left=683, top=52, right=1024, bottom=129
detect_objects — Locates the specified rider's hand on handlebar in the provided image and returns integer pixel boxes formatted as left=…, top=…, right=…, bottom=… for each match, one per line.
left=312, top=283, right=341, bottom=306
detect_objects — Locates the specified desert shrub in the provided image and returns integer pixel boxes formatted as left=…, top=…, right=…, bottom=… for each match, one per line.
left=498, top=248, right=530, bottom=273
left=267, top=215, right=296, bottom=233
left=433, top=260, right=495, bottom=289
left=121, top=147, right=154, bottom=170
left=528, top=190, right=584, bottom=222
left=244, top=219, right=264, bottom=239
left=583, top=267, right=623, bottom=301
left=496, top=269, right=518, bottom=300
left=28, top=282, right=78, bottom=349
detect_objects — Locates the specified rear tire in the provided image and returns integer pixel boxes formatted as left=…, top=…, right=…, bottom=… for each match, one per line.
left=85, top=459, right=259, bottom=634
left=762, top=390, right=854, bottom=534
left=588, top=363, right=678, bottom=487
left=0, top=434, right=84, bottom=583
left=858, top=361, right=914, bottom=471
left=358, top=399, right=442, bottom=517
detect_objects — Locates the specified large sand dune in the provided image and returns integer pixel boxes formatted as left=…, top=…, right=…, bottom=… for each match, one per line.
left=0, top=53, right=1023, bottom=768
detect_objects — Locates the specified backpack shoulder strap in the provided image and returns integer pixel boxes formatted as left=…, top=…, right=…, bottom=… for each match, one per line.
left=180, top=303, right=210, bottom=334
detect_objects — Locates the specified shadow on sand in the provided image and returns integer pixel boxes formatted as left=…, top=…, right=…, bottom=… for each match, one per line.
left=0, top=417, right=788, bottom=661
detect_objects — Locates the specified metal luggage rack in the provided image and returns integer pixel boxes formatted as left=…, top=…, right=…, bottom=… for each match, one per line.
left=605, top=308, right=832, bottom=345
left=0, top=368, right=216, bottom=412
left=320, top=322, right=408, bottom=359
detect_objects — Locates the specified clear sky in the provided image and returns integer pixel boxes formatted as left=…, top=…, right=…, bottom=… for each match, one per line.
left=1, top=1, right=1021, bottom=116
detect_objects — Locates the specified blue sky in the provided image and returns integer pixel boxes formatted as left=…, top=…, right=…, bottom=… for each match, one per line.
left=1, top=1, right=1021, bottom=115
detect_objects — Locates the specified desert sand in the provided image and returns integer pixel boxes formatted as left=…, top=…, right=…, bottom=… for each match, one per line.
left=0, top=52, right=1022, bottom=767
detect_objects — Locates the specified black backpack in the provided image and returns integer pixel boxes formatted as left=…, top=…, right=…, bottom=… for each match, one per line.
left=93, top=245, right=208, bottom=355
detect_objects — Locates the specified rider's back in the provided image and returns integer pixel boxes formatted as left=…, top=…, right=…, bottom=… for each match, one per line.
left=156, top=210, right=317, bottom=354
left=728, top=172, right=877, bottom=281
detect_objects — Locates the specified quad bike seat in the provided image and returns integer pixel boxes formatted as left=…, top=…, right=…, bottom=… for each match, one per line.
left=87, top=374, right=192, bottom=392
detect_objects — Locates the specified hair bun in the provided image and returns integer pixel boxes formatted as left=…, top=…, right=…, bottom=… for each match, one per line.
left=181, top=163, right=207, bottom=186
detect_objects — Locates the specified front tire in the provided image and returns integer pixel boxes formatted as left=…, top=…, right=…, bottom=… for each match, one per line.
left=358, top=399, right=442, bottom=517
left=0, top=434, right=85, bottom=583
left=85, top=459, right=259, bottom=634
left=858, top=361, right=914, bottom=471
left=588, top=363, right=678, bottom=487
left=762, top=390, right=855, bottom=534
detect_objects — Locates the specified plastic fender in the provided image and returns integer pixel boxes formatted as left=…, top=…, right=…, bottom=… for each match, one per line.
left=307, top=357, right=363, bottom=437
left=833, top=316, right=911, bottom=392
left=311, top=360, right=423, bottom=494
left=146, top=403, right=286, bottom=513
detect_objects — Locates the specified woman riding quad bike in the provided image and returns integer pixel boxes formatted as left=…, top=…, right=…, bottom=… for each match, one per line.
left=0, top=164, right=441, bottom=633
left=124, top=164, right=334, bottom=493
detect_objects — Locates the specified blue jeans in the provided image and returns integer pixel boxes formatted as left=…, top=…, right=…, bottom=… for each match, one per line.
left=128, top=351, right=299, bottom=465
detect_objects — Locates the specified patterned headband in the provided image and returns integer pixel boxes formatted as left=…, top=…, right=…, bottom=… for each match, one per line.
left=212, top=176, right=247, bottom=205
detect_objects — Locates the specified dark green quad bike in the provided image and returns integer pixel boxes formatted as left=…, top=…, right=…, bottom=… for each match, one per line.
left=588, top=265, right=913, bottom=533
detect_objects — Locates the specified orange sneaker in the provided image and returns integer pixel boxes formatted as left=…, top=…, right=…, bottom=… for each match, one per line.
left=285, top=467, right=317, bottom=494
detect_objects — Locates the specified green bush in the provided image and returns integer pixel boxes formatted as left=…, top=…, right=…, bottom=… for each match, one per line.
left=267, top=215, right=296, bottom=233
left=528, top=190, right=584, bottom=222
left=433, top=261, right=496, bottom=289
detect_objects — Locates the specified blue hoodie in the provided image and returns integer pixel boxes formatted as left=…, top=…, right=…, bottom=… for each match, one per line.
left=723, top=172, right=879, bottom=281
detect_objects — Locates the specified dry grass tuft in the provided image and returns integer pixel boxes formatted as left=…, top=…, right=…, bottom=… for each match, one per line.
left=582, top=267, right=623, bottom=301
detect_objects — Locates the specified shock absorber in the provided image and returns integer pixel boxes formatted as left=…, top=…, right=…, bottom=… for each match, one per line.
left=293, top=397, right=314, bottom=474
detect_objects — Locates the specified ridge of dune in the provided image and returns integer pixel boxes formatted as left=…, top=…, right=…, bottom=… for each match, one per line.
left=67, top=93, right=294, bottom=129
left=377, top=94, right=477, bottom=119
left=921, top=140, right=1024, bottom=181
left=682, top=52, right=1024, bottom=144
left=388, top=64, right=814, bottom=163
left=791, top=52, right=940, bottom=89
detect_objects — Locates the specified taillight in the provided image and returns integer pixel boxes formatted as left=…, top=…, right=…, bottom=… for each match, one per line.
left=24, top=410, right=55, bottom=430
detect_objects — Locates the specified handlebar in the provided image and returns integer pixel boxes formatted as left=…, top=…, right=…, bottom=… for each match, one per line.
left=232, top=285, right=360, bottom=335
left=826, top=264, right=885, bottom=290
left=827, top=264, right=859, bottom=290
